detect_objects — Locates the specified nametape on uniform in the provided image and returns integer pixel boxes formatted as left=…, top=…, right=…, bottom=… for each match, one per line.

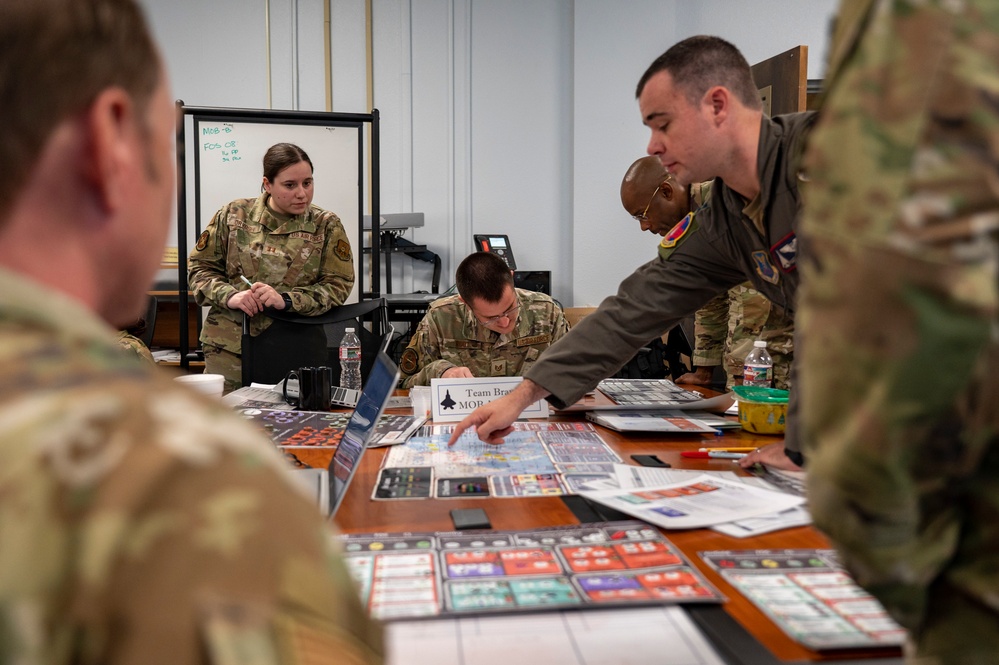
left=428, top=376, right=549, bottom=423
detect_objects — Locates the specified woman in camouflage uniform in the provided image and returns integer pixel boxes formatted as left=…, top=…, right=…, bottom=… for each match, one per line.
left=189, top=143, right=355, bottom=392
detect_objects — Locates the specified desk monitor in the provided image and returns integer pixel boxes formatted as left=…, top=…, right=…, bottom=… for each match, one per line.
left=294, top=350, right=401, bottom=517
left=473, top=234, right=517, bottom=270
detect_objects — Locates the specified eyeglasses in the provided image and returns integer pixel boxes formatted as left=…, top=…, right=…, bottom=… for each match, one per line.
left=632, top=173, right=675, bottom=222
left=476, top=302, right=521, bottom=326
left=632, top=184, right=662, bottom=222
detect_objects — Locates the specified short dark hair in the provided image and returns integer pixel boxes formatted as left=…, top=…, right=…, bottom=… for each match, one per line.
left=635, top=35, right=762, bottom=111
left=0, top=0, right=161, bottom=219
left=455, top=252, right=514, bottom=303
left=262, top=143, right=314, bottom=182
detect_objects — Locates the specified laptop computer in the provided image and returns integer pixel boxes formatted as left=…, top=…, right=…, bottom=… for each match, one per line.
left=294, top=349, right=401, bottom=517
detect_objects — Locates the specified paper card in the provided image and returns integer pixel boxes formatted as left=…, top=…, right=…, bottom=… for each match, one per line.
left=428, top=377, right=548, bottom=423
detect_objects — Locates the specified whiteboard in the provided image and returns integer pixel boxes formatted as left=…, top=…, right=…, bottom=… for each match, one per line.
left=181, top=113, right=367, bottom=303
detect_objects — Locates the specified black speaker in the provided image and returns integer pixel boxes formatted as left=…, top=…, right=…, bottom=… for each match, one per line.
left=513, top=270, right=551, bottom=295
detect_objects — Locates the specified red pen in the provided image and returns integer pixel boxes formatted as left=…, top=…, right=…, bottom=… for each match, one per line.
left=681, top=451, right=746, bottom=460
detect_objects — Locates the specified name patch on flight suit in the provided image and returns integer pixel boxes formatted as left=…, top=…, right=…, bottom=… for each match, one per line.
left=771, top=232, right=797, bottom=272
left=657, top=211, right=700, bottom=261
left=752, top=251, right=779, bottom=284
left=516, top=334, right=551, bottom=347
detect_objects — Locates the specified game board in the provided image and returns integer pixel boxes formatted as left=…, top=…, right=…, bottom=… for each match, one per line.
left=699, top=549, right=906, bottom=649
left=238, top=408, right=425, bottom=448
left=339, top=520, right=722, bottom=621
left=376, top=422, right=620, bottom=499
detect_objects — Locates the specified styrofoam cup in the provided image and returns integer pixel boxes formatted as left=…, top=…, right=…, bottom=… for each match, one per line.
left=174, top=373, right=225, bottom=398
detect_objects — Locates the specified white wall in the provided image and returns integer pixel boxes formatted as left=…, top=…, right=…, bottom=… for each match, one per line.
left=140, top=0, right=838, bottom=306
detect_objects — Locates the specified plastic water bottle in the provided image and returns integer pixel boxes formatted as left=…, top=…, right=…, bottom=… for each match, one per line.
left=338, top=327, right=362, bottom=391
left=742, top=339, right=773, bottom=388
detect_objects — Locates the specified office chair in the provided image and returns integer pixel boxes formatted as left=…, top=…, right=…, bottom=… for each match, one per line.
left=138, top=295, right=157, bottom=348
left=240, top=298, right=389, bottom=388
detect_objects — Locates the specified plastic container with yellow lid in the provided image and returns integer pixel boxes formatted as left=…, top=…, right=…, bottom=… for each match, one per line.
left=731, top=385, right=789, bottom=435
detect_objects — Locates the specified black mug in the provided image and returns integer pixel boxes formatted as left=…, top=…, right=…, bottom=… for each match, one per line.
left=284, top=366, right=333, bottom=411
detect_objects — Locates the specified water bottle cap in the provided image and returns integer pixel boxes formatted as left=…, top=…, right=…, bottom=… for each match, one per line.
left=753, top=340, right=766, bottom=347
left=345, top=327, right=354, bottom=332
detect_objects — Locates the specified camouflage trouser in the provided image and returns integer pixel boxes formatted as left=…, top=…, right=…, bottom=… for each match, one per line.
left=203, top=344, right=242, bottom=394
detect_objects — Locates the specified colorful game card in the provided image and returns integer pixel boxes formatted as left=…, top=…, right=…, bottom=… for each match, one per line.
left=436, top=476, right=490, bottom=498
left=700, top=549, right=907, bottom=649
left=338, top=521, right=722, bottom=621
left=373, top=466, right=434, bottom=499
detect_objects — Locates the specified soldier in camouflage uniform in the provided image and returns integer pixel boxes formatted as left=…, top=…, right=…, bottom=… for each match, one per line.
left=399, top=251, right=569, bottom=388
left=116, top=330, right=156, bottom=364
left=620, top=156, right=794, bottom=389
left=799, top=0, right=999, bottom=660
left=0, top=2, right=384, bottom=663
left=189, top=143, right=355, bottom=393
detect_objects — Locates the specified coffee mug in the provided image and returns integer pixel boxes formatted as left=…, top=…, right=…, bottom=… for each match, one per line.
left=284, top=366, right=333, bottom=411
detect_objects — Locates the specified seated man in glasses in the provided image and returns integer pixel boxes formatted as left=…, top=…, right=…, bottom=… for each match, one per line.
left=620, top=156, right=794, bottom=389
left=399, top=251, right=569, bottom=388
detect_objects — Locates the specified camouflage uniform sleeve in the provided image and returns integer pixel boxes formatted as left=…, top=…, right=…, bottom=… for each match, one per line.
left=287, top=211, right=355, bottom=315
left=800, top=0, right=999, bottom=641
left=398, top=309, right=456, bottom=389
left=188, top=204, right=241, bottom=309
left=690, top=291, right=729, bottom=368
left=549, top=300, right=570, bottom=343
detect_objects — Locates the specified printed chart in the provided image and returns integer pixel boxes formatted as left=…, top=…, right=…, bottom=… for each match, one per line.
left=238, top=408, right=425, bottom=448
left=340, top=521, right=722, bottom=621
left=699, top=549, right=906, bottom=649
left=375, top=422, right=619, bottom=499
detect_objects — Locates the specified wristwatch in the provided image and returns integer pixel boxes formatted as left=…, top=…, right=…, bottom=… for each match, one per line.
left=281, top=293, right=293, bottom=311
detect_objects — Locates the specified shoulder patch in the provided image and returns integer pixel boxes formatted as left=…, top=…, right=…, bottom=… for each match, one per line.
left=400, top=348, right=419, bottom=374
left=657, top=211, right=699, bottom=261
left=196, top=230, right=210, bottom=252
left=334, top=239, right=352, bottom=262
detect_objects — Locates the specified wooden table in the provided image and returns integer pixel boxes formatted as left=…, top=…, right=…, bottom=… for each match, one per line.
left=291, top=402, right=903, bottom=664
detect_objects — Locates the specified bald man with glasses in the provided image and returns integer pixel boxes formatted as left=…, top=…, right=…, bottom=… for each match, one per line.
left=620, top=156, right=794, bottom=389
left=399, top=251, right=569, bottom=388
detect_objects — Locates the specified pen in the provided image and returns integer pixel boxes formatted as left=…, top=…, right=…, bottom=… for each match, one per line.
left=698, top=446, right=756, bottom=453
left=681, top=451, right=747, bottom=460
left=239, top=275, right=253, bottom=288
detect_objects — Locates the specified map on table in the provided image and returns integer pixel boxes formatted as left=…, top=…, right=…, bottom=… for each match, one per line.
left=237, top=408, right=425, bottom=448
left=699, top=549, right=906, bottom=650
left=375, top=422, right=620, bottom=499
left=339, top=520, right=723, bottom=621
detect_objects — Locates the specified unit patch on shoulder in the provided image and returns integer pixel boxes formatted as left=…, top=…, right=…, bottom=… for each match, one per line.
left=400, top=348, right=419, bottom=374
left=657, top=211, right=699, bottom=261
left=771, top=232, right=797, bottom=272
left=195, top=230, right=210, bottom=252
left=334, top=239, right=352, bottom=262
left=752, top=250, right=780, bottom=284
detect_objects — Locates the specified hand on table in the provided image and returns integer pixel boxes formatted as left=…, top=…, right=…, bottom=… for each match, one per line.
left=442, top=366, right=474, bottom=379
left=737, top=441, right=802, bottom=472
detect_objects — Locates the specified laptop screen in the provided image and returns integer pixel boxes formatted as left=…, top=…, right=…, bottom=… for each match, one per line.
left=327, top=349, right=400, bottom=516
